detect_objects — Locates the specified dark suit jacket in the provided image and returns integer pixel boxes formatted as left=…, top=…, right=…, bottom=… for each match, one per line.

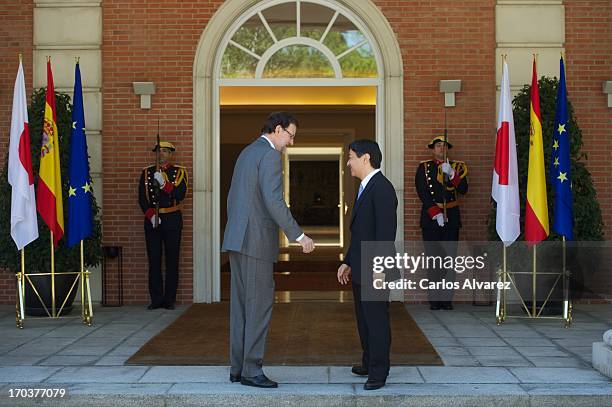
left=343, top=171, right=399, bottom=286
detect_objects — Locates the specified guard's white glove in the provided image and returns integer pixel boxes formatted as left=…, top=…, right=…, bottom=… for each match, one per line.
left=433, top=213, right=445, bottom=227
left=154, top=171, right=166, bottom=188
left=150, top=215, right=161, bottom=227
left=441, top=162, right=455, bottom=179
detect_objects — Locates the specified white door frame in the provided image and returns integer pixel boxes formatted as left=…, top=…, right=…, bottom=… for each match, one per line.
left=193, top=0, right=403, bottom=302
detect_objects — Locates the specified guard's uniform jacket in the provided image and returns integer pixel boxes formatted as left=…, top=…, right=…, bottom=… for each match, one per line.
left=138, top=163, right=188, bottom=224
left=415, top=158, right=468, bottom=307
left=415, top=159, right=468, bottom=230
left=138, top=163, right=188, bottom=307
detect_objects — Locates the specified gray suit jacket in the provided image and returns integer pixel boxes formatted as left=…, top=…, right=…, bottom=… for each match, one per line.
left=222, top=137, right=303, bottom=263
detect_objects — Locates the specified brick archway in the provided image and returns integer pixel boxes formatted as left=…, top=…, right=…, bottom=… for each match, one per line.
left=192, top=0, right=404, bottom=302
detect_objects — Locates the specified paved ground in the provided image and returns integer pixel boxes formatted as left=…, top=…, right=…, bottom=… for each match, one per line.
left=0, top=303, right=610, bottom=406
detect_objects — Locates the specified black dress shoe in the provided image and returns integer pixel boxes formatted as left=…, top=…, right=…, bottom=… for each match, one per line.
left=441, top=302, right=454, bottom=310
left=351, top=365, right=369, bottom=376
left=229, top=373, right=241, bottom=383
left=147, top=303, right=163, bottom=310
left=430, top=303, right=441, bottom=310
left=164, top=303, right=175, bottom=310
left=364, top=378, right=386, bottom=390
left=240, top=374, right=278, bottom=388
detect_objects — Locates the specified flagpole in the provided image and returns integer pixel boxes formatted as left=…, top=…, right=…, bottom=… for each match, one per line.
left=51, top=231, right=55, bottom=317
left=16, top=249, right=25, bottom=328
left=502, top=53, right=508, bottom=323
left=85, top=269, right=93, bottom=325
left=80, top=240, right=85, bottom=320
left=503, top=243, right=507, bottom=321
left=443, top=110, right=448, bottom=223
left=21, top=248, right=25, bottom=315
left=497, top=244, right=508, bottom=325
left=532, top=244, right=537, bottom=317
left=154, top=119, right=161, bottom=228
left=562, top=236, right=569, bottom=324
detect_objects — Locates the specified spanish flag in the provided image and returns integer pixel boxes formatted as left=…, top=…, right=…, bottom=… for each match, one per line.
left=36, top=59, right=64, bottom=246
left=524, top=57, right=549, bottom=244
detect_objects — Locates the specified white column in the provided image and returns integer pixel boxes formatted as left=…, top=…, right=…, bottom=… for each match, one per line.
left=34, top=0, right=103, bottom=302
left=495, top=0, right=565, bottom=103
left=592, top=329, right=612, bottom=379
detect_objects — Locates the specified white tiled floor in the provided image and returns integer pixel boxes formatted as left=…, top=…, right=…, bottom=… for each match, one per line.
left=0, top=303, right=609, bottom=405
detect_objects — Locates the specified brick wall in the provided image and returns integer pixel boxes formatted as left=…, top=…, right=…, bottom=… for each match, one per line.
left=0, top=0, right=609, bottom=305
left=565, top=0, right=612, bottom=239
left=100, top=0, right=498, bottom=304
left=0, top=0, right=33, bottom=304
left=101, top=0, right=225, bottom=305
left=376, top=0, right=497, bottom=242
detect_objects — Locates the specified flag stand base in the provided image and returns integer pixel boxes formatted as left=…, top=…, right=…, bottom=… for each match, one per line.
left=495, top=243, right=572, bottom=328
left=15, top=269, right=94, bottom=328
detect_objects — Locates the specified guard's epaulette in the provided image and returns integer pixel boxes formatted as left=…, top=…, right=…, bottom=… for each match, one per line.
left=143, top=164, right=156, bottom=170
left=420, top=159, right=433, bottom=164
left=173, top=164, right=186, bottom=169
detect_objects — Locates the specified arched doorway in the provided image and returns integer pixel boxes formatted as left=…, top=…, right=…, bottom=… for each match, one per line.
left=193, top=0, right=403, bottom=302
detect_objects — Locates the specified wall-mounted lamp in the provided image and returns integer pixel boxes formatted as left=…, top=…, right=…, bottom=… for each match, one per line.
left=132, top=82, right=156, bottom=109
left=439, top=79, right=462, bottom=107
left=603, top=81, right=612, bottom=108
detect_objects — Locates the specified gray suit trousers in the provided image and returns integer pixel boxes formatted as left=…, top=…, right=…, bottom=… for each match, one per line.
left=229, top=251, right=275, bottom=377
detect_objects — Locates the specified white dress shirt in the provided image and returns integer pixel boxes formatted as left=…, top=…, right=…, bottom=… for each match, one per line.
left=260, top=135, right=276, bottom=150
left=359, top=168, right=381, bottom=194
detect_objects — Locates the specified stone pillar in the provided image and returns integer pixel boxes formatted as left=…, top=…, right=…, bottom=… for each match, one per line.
left=495, top=1, right=565, bottom=100
left=34, top=0, right=103, bottom=301
left=592, top=329, right=612, bottom=379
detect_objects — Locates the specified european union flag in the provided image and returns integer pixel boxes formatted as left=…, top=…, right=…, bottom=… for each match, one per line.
left=550, top=57, right=573, bottom=240
left=67, top=63, right=93, bottom=247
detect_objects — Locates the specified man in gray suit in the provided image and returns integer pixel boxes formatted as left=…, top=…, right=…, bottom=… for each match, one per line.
left=222, top=112, right=315, bottom=388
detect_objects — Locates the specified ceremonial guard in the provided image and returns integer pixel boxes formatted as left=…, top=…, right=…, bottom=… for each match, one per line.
left=415, top=137, right=468, bottom=310
left=138, top=141, right=188, bottom=310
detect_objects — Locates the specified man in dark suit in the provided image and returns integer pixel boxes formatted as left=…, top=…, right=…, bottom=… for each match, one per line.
left=222, top=112, right=315, bottom=389
left=337, top=139, right=398, bottom=391
left=415, top=136, right=468, bottom=310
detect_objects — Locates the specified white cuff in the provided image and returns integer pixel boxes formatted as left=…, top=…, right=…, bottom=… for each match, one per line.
left=296, top=233, right=305, bottom=242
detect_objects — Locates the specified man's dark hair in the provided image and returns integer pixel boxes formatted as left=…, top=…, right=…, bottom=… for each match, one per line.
left=261, top=111, right=299, bottom=134
left=348, top=139, right=382, bottom=169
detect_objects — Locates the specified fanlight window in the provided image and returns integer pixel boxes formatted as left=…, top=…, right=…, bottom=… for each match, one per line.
left=220, top=0, right=378, bottom=79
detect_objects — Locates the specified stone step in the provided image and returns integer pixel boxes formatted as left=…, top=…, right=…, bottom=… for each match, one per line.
left=1, top=383, right=612, bottom=407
